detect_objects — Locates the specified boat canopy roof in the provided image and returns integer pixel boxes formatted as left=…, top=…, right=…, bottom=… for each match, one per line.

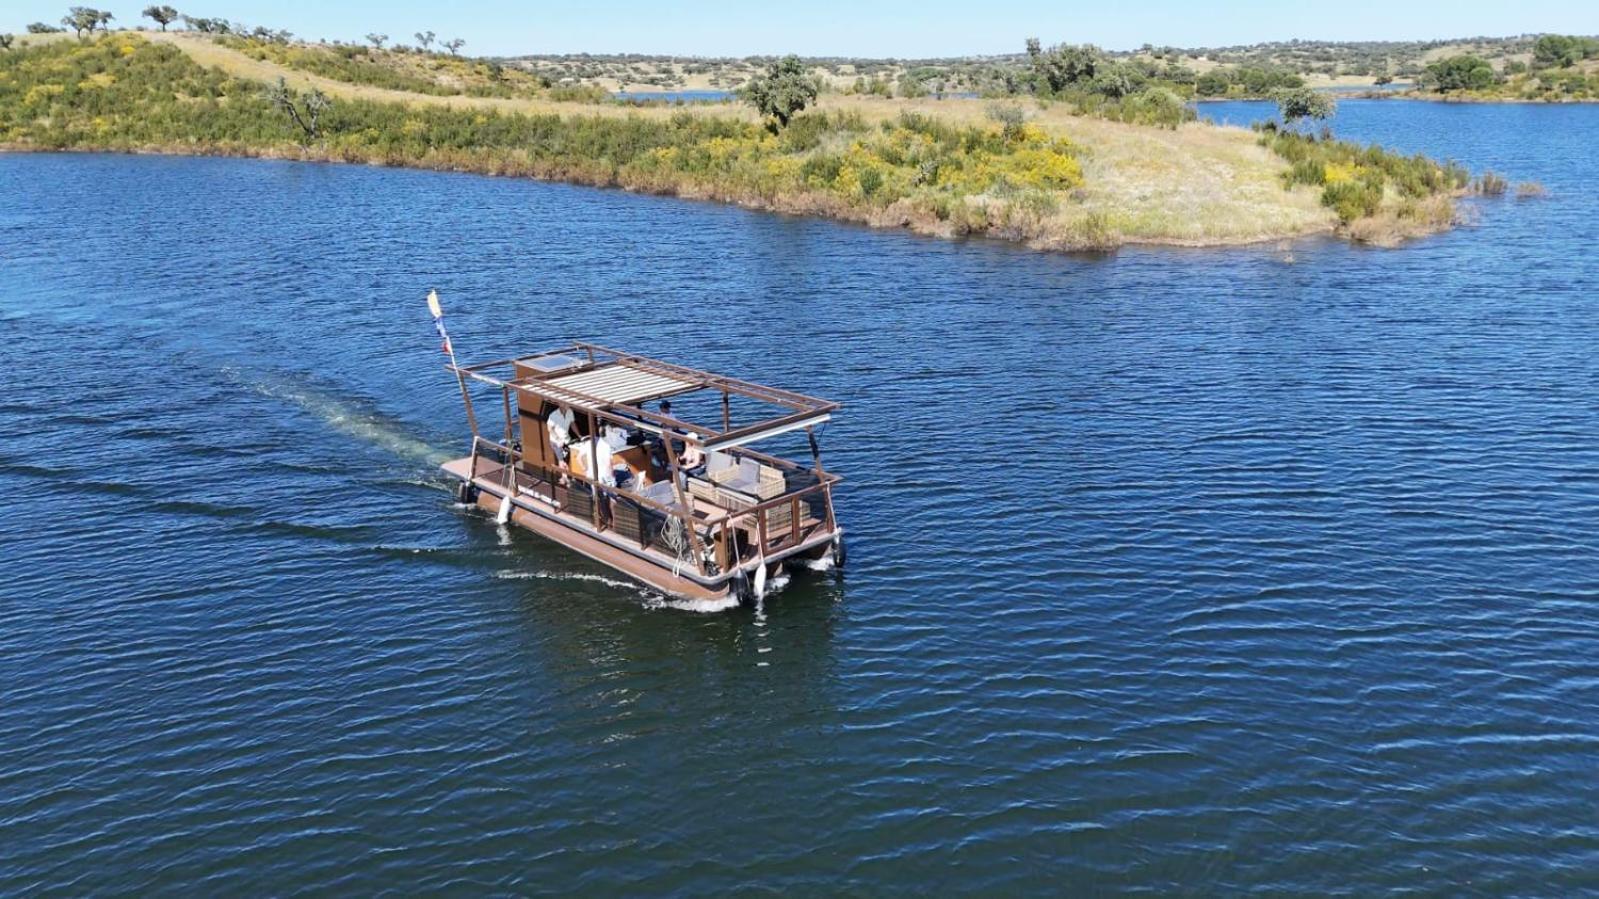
left=450, top=341, right=838, bottom=451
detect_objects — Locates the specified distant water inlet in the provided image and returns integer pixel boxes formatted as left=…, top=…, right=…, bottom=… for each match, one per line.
left=2, top=99, right=1599, bottom=893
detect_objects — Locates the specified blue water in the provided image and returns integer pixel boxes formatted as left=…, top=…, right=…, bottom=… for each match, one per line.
left=613, top=89, right=734, bottom=103
left=3, top=100, right=1598, bottom=892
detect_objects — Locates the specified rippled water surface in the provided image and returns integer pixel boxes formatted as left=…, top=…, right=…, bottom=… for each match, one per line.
left=3, top=102, right=1599, bottom=892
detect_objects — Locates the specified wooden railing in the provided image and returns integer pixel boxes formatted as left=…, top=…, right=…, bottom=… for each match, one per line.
left=467, top=436, right=835, bottom=576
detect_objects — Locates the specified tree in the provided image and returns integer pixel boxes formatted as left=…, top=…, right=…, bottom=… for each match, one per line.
left=27, top=22, right=66, bottom=33
left=1534, top=34, right=1579, bottom=69
left=0, top=35, right=12, bottom=51
left=1374, top=74, right=1394, bottom=86
left=740, top=55, right=817, bottom=131
left=365, top=32, right=386, bottom=49
left=414, top=30, right=435, bottom=51
left=443, top=38, right=465, bottom=56
left=266, top=77, right=331, bottom=145
left=142, top=5, right=179, bottom=31
left=1195, top=70, right=1230, bottom=96
left=1088, top=63, right=1138, bottom=99
left=61, top=7, right=109, bottom=38
left=1030, top=42, right=1101, bottom=94
left=1274, top=87, right=1336, bottom=126
left=1425, top=55, right=1496, bottom=92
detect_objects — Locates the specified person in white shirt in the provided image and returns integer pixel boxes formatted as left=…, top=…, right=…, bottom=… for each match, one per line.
left=547, top=405, right=574, bottom=462
left=583, top=436, right=616, bottom=487
left=680, top=433, right=704, bottom=471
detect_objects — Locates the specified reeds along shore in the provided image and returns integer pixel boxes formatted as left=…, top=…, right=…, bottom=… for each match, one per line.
left=1, top=35, right=1474, bottom=250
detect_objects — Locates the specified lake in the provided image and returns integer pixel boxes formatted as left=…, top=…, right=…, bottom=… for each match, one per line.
left=3, top=100, right=1598, bottom=892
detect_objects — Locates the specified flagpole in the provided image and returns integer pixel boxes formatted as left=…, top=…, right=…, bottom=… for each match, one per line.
left=429, top=289, right=479, bottom=438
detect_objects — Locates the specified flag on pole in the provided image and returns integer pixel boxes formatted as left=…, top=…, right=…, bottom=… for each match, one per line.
left=427, top=289, right=453, bottom=357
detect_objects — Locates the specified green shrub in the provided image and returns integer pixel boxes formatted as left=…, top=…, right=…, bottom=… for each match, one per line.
left=1286, top=158, right=1326, bottom=186
left=985, top=102, right=1026, bottom=141
left=1261, top=128, right=1466, bottom=225
left=1321, top=180, right=1383, bottom=223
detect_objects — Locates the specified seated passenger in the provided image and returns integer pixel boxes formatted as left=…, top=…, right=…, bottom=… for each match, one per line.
left=680, top=434, right=705, bottom=472
left=576, top=435, right=617, bottom=488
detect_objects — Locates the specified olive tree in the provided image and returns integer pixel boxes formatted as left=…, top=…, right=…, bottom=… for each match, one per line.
left=1274, top=87, right=1336, bottom=127
left=740, top=55, right=817, bottom=131
left=142, top=5, right=179, bottom=31
left=62, top=7, right=112, bottom=38
left=1028, top=41, right=1102, bottom=95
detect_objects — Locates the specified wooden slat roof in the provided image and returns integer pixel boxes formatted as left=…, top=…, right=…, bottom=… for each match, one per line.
left=542, top=365, right=695, bottom=408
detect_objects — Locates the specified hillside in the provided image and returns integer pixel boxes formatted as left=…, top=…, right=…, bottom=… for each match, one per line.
left=0, top=32, right=1477, bottom=250
left=509, top=33, right=1599, bottom=99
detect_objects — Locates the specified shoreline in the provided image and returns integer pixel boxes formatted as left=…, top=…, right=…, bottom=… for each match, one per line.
left=0, top=35, right=1475, bottom=255
left=1, top=142, right=1356, bottom=252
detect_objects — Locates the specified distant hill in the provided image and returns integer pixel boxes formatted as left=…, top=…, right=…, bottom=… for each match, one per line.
left=505, top=34, right=1598, bottom=95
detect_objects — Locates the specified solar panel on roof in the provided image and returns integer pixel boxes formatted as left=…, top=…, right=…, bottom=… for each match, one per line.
left=520, top=353, right=585, bottom=373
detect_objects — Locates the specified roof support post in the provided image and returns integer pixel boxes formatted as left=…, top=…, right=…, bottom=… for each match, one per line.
left=663, top=435, right=707, bottom=576
left=501, top=386, right=516, bottom=491
left=586, top=411, right=604, bottom=531
left=807, top=426, right=837, bottom=532
left=454, top=367, right=480, bottom=437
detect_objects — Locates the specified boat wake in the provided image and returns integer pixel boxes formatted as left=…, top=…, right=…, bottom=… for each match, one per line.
left=647, top=594, right=741, bottom=614
left=494, top=568, right=641, bottom=590
left=494, top=568, right=742, bottom=613
left=227, top=367, right=452, bottom=466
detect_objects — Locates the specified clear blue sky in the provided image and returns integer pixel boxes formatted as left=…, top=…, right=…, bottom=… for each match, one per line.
left=10, top=0, right=1598, bottom=57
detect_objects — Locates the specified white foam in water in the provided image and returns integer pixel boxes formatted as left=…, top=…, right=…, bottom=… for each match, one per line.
left=494, top=568, right=742, bottom=613
left=494, top=569, right=639, bottom=590
left=650, top=595, right=741, bottom=614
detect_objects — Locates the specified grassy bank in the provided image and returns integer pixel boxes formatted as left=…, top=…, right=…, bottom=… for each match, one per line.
left=0, top=34, right=1469, bottom=250
left=1261, top=125, right=1470, bottom=244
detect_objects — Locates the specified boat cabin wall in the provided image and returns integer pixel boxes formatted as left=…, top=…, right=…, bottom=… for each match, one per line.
left=513, top=360, right=556, bottom=471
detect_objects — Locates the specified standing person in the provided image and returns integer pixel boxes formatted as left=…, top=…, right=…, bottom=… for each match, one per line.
left=547, top=403, right=574, bottom=464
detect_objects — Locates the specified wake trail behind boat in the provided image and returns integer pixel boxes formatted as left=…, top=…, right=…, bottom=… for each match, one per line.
left=227, top=366, right=455, bottom=468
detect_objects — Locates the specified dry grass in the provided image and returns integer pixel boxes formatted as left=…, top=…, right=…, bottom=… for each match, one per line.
left=819, top=95, right=1335, bottom=247
left=1345, top=194, right=1456, bottom=245
left=146, top=32, right=743, bottom=120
